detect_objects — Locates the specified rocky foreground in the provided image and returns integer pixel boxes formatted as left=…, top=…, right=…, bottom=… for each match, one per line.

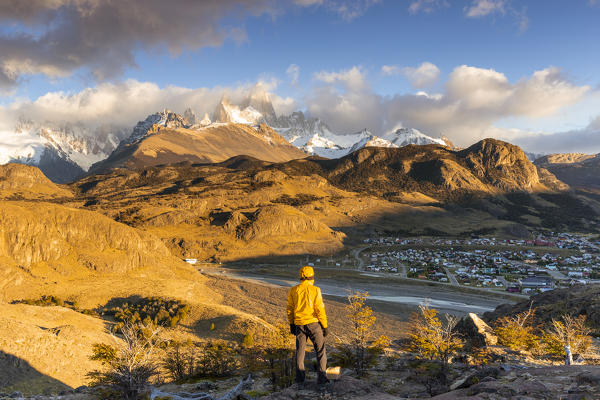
left=1, top=364, right=599, bottom=400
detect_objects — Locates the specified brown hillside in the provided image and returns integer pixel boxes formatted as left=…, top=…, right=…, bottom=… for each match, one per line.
left=89, top=123, right=306, bottom=174
left=535, top=153, right=595, bottom=165
left=0, top=201, right=171, bottom=273
left=0, top=163, right=73, bottom=199
left=271, top=139, right=553, bottom=200
left=535, top=154, right=600, bottom=189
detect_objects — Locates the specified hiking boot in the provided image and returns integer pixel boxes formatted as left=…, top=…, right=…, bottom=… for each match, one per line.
left=317, top=372, right=330, bottom=385
left=295, top=369, right=306, bottom=390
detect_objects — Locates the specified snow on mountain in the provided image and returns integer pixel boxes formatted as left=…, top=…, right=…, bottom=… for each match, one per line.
left=0, top=87, right=457, bottom=183
left=382, top=127, right=447, bottom=147
left=213, top=97, right=264, bottom=124
left=0, top=119, right=129, bottom=182
left=126, top=109, right=190, bottom=145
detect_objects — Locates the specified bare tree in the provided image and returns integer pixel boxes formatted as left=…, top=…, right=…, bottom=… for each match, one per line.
left=548, top=314, right=592, bottom=365
left=89, top=321, right=162, bottom=399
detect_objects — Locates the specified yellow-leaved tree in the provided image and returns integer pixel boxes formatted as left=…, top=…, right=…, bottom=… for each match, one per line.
left=493, top=305, right=540, bottom=352
left=543, top=314, right=593, bottom=365
left=332, top=291, right=390, bottom=377
left=407, top=303, right=463, bottom=372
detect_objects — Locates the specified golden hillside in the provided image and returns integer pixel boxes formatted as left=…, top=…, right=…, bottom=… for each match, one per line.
left=0, top=163, right=72, bottom=199
left=89, top=123, right=306, bottom=174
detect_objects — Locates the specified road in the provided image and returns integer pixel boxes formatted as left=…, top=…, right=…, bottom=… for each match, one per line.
left=203, top=267, right=518, bottom=316
left=352, top=246, right=370, bottom=269
left=444, top=267, right=459, bottom=286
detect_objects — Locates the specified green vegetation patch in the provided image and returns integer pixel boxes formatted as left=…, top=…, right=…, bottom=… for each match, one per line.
left=102, top=296, right=190, bottom=330
left=12, top=295, right=98, bottom=316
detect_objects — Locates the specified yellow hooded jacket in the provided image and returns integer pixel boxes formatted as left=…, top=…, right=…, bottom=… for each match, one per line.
left=287, top=280, right=328, bottom=328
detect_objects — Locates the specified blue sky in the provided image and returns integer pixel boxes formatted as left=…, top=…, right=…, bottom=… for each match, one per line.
left=1, top=0, right=599, bottom=152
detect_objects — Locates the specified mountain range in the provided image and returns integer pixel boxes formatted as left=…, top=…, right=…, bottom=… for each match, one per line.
left=1, top=91, right=455, bottom=183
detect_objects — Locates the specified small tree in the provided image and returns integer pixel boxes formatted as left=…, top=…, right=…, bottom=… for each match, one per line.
left=545, top=314, right=592, bottom=365
left=493, top=305, right=539, bottom=352
left=88, top=321, right=162, bottom=399
left=332, top=291, right=390, bottom=377
left=162, top=342, right=196, bottom=382
left=407, top=303, right=463, bottom=373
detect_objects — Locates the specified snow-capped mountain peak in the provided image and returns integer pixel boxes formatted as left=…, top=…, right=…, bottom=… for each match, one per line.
left=383, top=127, right=447, bottom=147
left=213, top=97, right=264, bottom=125
left=126, top=109, right=190, bottom=145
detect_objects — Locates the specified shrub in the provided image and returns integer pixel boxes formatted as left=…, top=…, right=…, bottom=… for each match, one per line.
left=331, top=291, right=390, bottom=377
left=102, top=297, right=189, bottom=332
left=162, top=343, right=196, bottom=382
left=259, top=323, right=295, bottom=390
left=162, top=340, right=240, bottom=382
left=195, top=341, right=240, bottom=377
left=406, top=303, right=463, bottom=373
left=12, top=295, right=98, bottom=316
left=242, top=330, right=254, bottom=348
left=543, top=314, right=593, bottom=364
left=88, top=322, right=162, bottom=400
left=493, top=306, right=540, bottom=352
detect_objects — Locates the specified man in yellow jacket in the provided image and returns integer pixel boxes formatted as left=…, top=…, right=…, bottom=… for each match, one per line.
left=287, top=265, right=329, bottom=385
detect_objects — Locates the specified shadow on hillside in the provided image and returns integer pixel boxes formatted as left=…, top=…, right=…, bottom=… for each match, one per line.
left=0, top=350, right=71, bottom=395
left=187, top=315, right=240, bottom=341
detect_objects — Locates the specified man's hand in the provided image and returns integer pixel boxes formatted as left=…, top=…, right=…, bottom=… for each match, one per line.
left=290, top=324, right=297, bottom=335
left=322, top=327, right=328, bottom=337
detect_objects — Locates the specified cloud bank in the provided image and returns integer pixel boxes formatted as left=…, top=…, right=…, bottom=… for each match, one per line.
left=306, top=64, right=590, bottom=150
left=0, top=0, right=278, bottom=90
left=0, top=79, right=297, bottom=135
left=0, top=63, right=595, bottom=155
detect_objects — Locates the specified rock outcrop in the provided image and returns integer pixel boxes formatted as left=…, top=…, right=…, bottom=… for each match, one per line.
left=0, top=163, right=73, bottom=199
left=456, top=313, right=498, bottom=348
left=0, top=201, right=173, bottom=272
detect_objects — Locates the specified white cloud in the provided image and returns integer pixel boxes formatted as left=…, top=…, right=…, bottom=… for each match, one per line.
left=296, top=0, right=380, bottom=20
left=286, top=64, right=300, bottom=86
left=464, top=0, right=529, bottom=33
left=503, top=117, right=600, bottom=154
left=408, top=0, right=449, bottom=14
left=0, top=79, right=295, bottom=135
left=294, top=0, right=324, bottom=5
left=314, top=66, right=368, bottom=92
left=464, top=0, right=506, bottom=17
left=307, top=67, right=381, bottom=133
left=402, top=62, right=441, bottom=88
left=0, top=64, right=593, bottom=155
left=381, top=65, right=401, bottom=76
left=303, top=64, right=590, bottom=148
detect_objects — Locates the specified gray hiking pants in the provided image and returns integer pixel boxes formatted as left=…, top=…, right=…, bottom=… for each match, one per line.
left=295, top=322, right=327, bottom=381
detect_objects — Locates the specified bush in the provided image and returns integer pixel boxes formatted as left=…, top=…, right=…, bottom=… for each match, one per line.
left=258, top=324, right=295, bottom=390
left=162, top=340, right=240, bottom=382
left=493, top=306, right=540, bottom=352
left=162, top=343, right=197, bottom=382
left=409, top=360, right=450, bottom=397
left=12, top=295, right=98, bottom=316
left=543, top=314, right=593, bottom=364
left=102, top=297, right=189, bottom=332
left=331, top=291, right=390, bottom=377
left=406, top=304, right=463, bottom=372
left=88, top=322, right=162, bottom=400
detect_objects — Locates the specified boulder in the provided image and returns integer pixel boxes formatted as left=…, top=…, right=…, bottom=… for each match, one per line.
left=456, top=313, right=498, bottom=348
